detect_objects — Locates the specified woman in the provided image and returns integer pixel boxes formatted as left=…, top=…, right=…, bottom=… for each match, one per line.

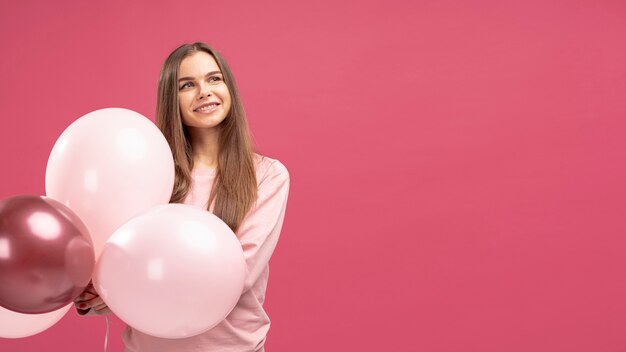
left=75, top=42, right=290, bottom=352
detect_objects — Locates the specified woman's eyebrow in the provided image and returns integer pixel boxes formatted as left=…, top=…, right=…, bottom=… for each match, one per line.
left=178, top=71, right=222, bottom=82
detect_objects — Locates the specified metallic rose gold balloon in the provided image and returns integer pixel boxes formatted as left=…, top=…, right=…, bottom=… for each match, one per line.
left=0, top=195, right=95, bottom=314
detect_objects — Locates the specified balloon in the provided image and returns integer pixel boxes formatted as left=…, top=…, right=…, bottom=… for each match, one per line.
left=93, top=204, right=246, bottom=339
left=45, top=108, right=175, bottom=258
left=0, top=304, right=71, bottom=339
left=0, top=195, right=95, bottom=314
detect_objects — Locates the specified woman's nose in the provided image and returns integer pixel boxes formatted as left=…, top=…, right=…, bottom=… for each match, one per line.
left=198, top=83, right=211, bottom=99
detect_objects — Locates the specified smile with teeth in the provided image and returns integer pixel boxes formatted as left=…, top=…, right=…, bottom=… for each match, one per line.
left=194, top=103, right=220, bottom=113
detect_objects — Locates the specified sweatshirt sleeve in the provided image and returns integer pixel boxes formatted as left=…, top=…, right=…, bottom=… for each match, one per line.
left=236, top=159, right=290, bottom=293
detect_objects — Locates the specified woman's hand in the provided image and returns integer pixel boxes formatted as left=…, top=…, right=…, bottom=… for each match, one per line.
left=74, top=282, right=111, bottom=316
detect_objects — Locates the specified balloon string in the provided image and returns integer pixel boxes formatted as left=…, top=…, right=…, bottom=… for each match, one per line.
left=104, top=315, right=110, bottom=352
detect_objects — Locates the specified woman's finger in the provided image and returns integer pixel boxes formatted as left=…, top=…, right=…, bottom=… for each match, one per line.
left=94, top=304, right=109, bottom=312
left=92, top=300, right=107, bottom=309
left=75, top=292, right=97, bottom=303
left=84, top=285, right=98, bottom=295
left=79, top=295, right=104, bottom=309
left=93, top=304, right=111, bottom=315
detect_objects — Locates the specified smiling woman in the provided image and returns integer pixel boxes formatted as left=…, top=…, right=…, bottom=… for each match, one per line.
left=73, top=42, right=290, bottom=352
left=177, top=52, right=233, bottom=132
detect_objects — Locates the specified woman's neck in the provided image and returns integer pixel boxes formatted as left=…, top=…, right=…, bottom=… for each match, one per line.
left=187, top=127, right=219, bottom=169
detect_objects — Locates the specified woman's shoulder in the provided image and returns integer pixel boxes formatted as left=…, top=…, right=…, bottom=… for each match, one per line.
left=253, top=153, right=289, bottom=184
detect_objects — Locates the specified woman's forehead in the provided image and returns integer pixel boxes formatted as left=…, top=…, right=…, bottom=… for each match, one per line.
left=179, top=51, right=220, bottom=76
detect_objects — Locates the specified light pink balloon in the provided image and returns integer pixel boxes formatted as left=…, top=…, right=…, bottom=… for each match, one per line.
left=0, top=304, right=71, bottom=338
left=45, top=108, right=175, bottom=258
left=93, top=204, right=246, bottom=339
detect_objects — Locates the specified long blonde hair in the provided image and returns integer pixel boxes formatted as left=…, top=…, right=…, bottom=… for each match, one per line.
left=156, top=42, right=257, bottom=232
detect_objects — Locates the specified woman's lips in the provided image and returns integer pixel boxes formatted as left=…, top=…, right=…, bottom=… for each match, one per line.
left=194, top=103, right=220, bottom=113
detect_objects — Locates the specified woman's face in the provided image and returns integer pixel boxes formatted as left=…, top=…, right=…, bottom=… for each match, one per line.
left=177, top=51, right=232, bottom=131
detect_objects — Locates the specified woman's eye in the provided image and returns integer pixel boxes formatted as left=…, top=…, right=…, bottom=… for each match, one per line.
left=179, top=82, right=193, bottom=90
left=208, top=76, right=223, bottom=83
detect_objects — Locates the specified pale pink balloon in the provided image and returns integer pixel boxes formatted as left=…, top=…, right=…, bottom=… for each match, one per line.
left=45, top=108, right=175, bottom=258
left=0, top=304, right=71, bottom=338
left=93, top=204, right=246, bottom=339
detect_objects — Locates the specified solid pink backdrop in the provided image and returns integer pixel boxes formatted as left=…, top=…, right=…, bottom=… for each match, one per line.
left=1, top=0, right=626, bottom=351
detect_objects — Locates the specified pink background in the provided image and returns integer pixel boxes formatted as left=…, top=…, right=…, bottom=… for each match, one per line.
left=1, top=0, right=626, bottom=351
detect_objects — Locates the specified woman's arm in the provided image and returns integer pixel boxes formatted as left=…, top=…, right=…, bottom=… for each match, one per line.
left=237, top=159, right=290, bottom=293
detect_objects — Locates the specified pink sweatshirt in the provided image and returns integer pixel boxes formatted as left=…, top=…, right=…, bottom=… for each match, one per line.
left=122, top=154, right=290, bottom=352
